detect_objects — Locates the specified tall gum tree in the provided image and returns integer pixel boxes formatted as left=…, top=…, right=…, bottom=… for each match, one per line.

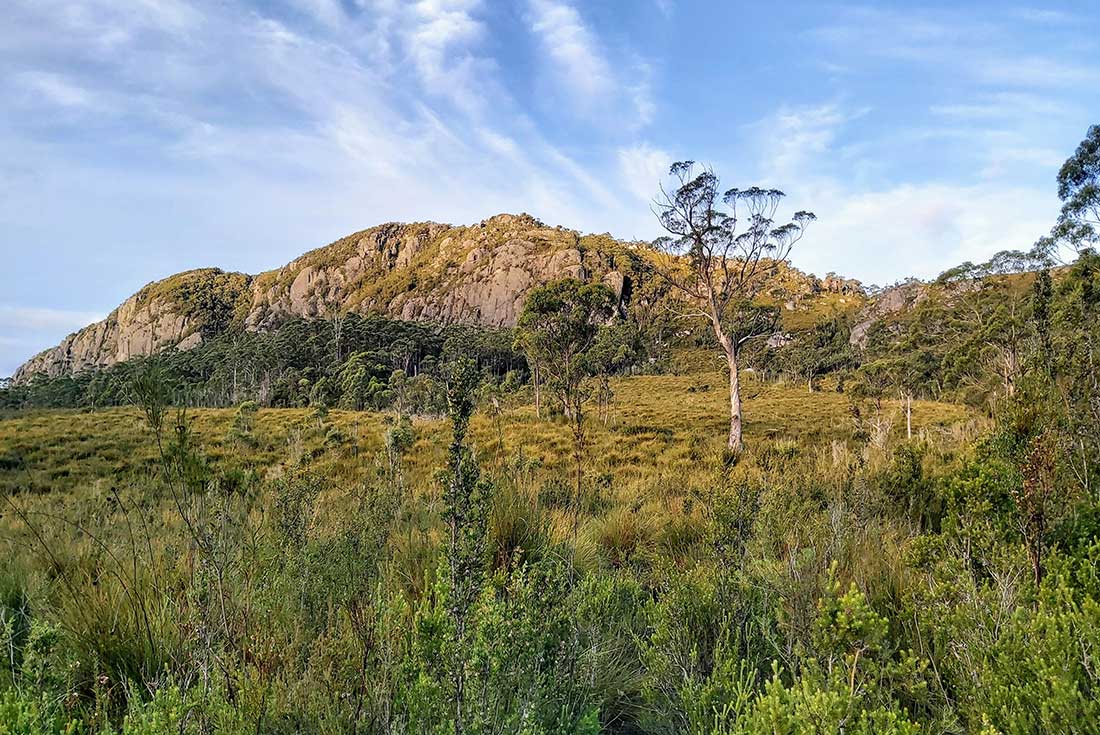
left=650, top=162, right=815, bottom=452
left=1036, top=124, right=1100, bottom=261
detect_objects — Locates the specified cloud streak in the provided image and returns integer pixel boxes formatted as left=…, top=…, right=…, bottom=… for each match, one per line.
left=525, top=0, right=654, bottom=125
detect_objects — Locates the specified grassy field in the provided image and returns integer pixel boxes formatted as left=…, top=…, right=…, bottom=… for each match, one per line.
left=0, top=372, right=977, bottom=500
left=0, top=370, right=981, bottom=616
left=13, top=369, right=1089, bottom=734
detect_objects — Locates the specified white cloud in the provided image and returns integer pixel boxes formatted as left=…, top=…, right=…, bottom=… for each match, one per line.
left=2, top=0, right=1088, bottom=374
left=929, top=92, right=1069, bottom=120
left=618, top=143, right=671, bottom=204
left=978, top=143, right=1065, bottom=179
left=808, top=6, right=1099, bottom=90
left=1010, top=7, right=1074, bottom=24
left=797, top=182, right=1056, bottom=286
left=527, top=0, right=614, bottom=99
left=975, top=56, right=1099, bottom=88
left=745, top=103, right=1062, bottom=285
left=402, top=0, right=494, bottom=115
left=525, top=0, right=654, bottom=125
left=0, top=305, right=107, bottom=375
left=290, top=0, right=346, bottom=28
left=759, top=104, right=861, bottom=180
left=0, top=0, right=664, bottom=380
left=18, top=71, right=94, bottom=107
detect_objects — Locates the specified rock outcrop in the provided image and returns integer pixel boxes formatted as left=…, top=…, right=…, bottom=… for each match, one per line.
left=14, top=214, right=648, bottom=382
left=14, top=212, right=873, bottom=383
left=848, top=281, right=927, bottom=348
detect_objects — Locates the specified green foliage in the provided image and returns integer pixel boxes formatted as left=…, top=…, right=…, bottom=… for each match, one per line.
left=13, top=141, right=1100, bottom=733
left=0, top=689, right=80, bottom=735
left=2, top=313, right=525, bottom=414
left=776, top=317, right=854, bottom=391
left=728, top=668, right=921, bottom=735
left=1037, top=124, right=1100, bottom=256
left=225, top=400, right=258, bottom=446
left=516, top=278, right=617, bottom=412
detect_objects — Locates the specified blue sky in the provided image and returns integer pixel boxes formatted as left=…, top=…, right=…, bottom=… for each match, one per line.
left=2, top=1, right=1099, bottom=376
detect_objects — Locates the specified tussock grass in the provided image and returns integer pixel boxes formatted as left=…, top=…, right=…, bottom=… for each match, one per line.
left=0, top=373, right=975, bottom=503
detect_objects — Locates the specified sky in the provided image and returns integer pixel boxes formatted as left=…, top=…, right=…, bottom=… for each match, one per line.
left=1, top=1, right=1099, bottom=376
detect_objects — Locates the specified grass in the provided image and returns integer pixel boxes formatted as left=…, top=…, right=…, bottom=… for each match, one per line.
left=0, top=368, right=1011, bottom=733
left=0, top=373, right=976, bottom=503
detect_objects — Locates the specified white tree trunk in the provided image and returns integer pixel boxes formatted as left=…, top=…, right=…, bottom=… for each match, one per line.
left=727, top=348, right=743, bottom=453
left=533, top=363, right=541, bottom=418
left=712, top=321, right=744, bottom=453
left=906, top=393, right=912, bottom=440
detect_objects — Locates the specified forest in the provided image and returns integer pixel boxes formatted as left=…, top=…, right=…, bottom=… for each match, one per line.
left=1, top=126, right=1099, bottom=734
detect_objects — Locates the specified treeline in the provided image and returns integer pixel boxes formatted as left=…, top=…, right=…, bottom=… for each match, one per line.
left=1, top=314, right=532, bottom=413
left=7, top=252, right=1098, bottom=427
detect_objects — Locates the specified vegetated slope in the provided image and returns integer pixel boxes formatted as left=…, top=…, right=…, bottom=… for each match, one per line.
left=13, top=213, right=865, bottom=382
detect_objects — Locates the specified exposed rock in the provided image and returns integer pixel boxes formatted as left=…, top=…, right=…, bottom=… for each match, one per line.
left=13, top=212, right=863, bottom=383
left=821, top=273, right=862, bottom=295
left=767, top=333, right=793, bottom=349
left=849, top=281, right=926, bottom=348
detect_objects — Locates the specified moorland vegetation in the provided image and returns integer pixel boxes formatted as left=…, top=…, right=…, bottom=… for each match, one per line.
left=1, top=126, right=1099, bottom=734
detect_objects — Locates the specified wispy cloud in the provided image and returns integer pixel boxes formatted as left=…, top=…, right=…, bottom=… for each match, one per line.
left=1010, top=7, right=1075, bottom=24
left=618, top=143, right=672, bottom=205
left=402, top=0, right=494, bottom=115
left=929, top=92, right=1070, bottom=120
left=0, top=0, right=663, bottom=378
left=974, top=56, right=1099, bottom=88
left=17, top=71, right=94, bottom=108
left=756, top=104, right=869, bottom=181
left=525, top=0, right=654, bottom=125
left=527, top=0, right=614, bottom=99
left=747, top=103, right=1061, bottom=285
left=1, top=0, right=1096, bottom=373
left=808, top=4, right=1099, bottom=89
left=0, top=306, right=106, bottom=376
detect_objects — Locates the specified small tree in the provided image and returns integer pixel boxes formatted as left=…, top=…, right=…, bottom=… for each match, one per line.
left=440, top=356, right=492, bottom=735
left=226, top=400, right=259, bottom=446
left=516, top=278, right=615, bottom=502
left=651, top=162, right=815, bottom=452
left=781, top=317, right=853, bottom=393
left=588, top=322, right=641, bottom=424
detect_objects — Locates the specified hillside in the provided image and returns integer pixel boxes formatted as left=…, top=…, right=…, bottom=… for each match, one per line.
left=13, top=213, right=864, bottom=383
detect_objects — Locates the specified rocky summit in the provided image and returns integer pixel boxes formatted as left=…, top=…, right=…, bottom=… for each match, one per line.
left=13, top=212, right=867, bottom=383
left=12, top=214, right=628, bottom=382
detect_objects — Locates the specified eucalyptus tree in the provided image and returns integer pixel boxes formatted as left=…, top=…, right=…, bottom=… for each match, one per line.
left=1036, top=124, right=1100, bottom=261
left=650, top=161, right=815, bottom=452
left=516, top=278, right=615, bottom=500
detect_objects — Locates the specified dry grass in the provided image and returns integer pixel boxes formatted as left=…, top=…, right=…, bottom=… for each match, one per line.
left=0, top=374, right=978, bottom=530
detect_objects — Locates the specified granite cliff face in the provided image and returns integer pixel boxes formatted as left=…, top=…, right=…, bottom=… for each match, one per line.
left=13, top=214, right=648, bottom=382
left=14, top=212, right=874, bottom=383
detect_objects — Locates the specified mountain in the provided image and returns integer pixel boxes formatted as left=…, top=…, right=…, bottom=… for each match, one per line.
left=13, top=213, right=864, bottom=383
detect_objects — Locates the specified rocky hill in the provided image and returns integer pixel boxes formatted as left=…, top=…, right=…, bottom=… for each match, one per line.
left=13, top=213, right=865, bottom=383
